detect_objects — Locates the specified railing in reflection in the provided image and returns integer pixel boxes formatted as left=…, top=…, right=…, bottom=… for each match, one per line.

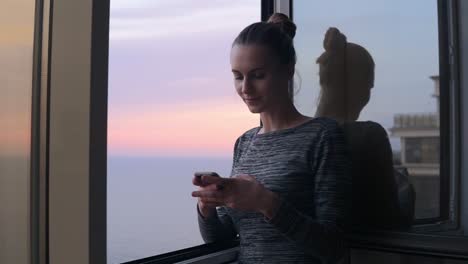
left=393, top=113, right=439, bottom=129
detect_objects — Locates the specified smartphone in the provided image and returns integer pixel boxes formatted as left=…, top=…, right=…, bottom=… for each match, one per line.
left=194, top=171, right=223, bottom=190
left=194, top=171, right=220, bottom=178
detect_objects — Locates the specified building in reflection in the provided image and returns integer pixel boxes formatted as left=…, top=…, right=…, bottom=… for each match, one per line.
left=390, top=76, right=440, bottom=219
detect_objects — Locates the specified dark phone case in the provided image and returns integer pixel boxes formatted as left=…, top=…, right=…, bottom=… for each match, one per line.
left=194, top=172, right=220, bottom=177
left=194, top=172, right=223, bottom=190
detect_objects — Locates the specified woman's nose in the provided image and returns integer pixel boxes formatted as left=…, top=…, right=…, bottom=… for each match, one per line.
left=241, top=78, right=252, bottom=94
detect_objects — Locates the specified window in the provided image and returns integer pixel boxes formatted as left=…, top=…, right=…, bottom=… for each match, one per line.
left=405, top=137, right=440, bottom=164
left=107, top=1, right=259, bottom=263
left=0, top=0, right=36, bottom=263
left=30, top=0, right=468, bottom=263
left=292, top=0, right=444, bottom=224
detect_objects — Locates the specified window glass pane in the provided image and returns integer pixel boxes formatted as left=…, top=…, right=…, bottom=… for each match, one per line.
left=107, top=1, right=259, bottom=263
left=293, top=0, right=440, bottom=224
left=0, top=0, right=35, bottom=263
left=405, top=137, right=440, bottom=164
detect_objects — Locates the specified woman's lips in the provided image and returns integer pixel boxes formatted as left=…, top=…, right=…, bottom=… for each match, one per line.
left=244, top=97, right=260, bottom=103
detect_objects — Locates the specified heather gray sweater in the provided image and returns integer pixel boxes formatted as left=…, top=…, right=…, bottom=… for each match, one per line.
left=197, top=117, right=351, bottom=263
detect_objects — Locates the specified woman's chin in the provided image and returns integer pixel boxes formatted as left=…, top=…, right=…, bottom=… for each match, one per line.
left=246, top=105, right=263, bottom=113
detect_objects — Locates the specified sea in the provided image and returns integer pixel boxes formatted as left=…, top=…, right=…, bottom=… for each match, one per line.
left=107, top=156, right=234, bottom=264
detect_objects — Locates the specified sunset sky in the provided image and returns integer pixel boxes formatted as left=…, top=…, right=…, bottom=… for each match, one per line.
left=1, top=0, right=34, bottom=157
left=107, top=0, right=439, bottom=157
left=108, top=0, right=260, bottom=157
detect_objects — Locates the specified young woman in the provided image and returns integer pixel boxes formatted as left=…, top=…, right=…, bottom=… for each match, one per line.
left=191, top=13, right=351, bottom=263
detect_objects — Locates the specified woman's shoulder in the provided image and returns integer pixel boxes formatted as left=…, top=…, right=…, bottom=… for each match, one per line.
left=342, top=120, right=388, bottom=138
left=291, top=117, right=345, bottom=150
left=239, top=126, right=259, bottom=139
left=234, top=126, right=259, bottom=146
left=301, top=117, right=343, bottom=138
left=356, top=120, right=387, bottom=132
left=309, top=116, right=341, bottom=128
left=292, top=117, right=341, bottom=133
left=342, top=121, right=391, bottom=154
left=235, top=118, right=341, bottom=143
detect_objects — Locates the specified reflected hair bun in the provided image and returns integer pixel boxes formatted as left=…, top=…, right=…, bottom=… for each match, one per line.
left=267, top=13, right=296, bottom=39
left=323, top=27, right=347, bottom=51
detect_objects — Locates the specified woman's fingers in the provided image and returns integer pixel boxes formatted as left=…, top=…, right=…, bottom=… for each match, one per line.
left=193, top=176, right=203, bottom=186
left=196, top=184, right=218, bottom=193
left=201, top=176, right=227, bottom=190
left=235, top=174, right=256, bottom=182
left=193, top=176, right=223, bottom=188
left=201, top=175, right=223, bottom=184
left=199, top=197, right=223, bottom=203
left=200, top=201, right=223, bottom=207
left=192, top=189, right=223, bottom=199
left=193, top=175, right=224, bottom=188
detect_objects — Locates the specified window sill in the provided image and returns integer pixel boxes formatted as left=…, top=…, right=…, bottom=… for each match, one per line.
left=346, top=229, right=468, bottom=260
left=122, top=239, right=240, bottom=264
left=175, top=247, right=239, bottom=264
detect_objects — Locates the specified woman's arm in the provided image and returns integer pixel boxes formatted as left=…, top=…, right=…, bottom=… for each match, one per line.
left=196, top=137, right=243, bottom=243
left=197, top=205, right=238, bottom=243
left=368, top=123, right=403, bottom=227
left=260, top=121, right=351, bottom=262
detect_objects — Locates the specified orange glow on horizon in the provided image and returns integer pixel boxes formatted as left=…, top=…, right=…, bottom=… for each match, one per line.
left=108, top=97, right=259, bottom=157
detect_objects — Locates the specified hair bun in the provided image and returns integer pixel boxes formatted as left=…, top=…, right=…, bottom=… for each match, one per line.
left=267, top=13, right=296, bottom=39
left=323, top=27, right=347, bottom=51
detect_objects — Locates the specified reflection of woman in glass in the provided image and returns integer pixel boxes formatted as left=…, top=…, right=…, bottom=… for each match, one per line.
left=315, top=28, right=412, bottom=229
left=192, top=14, right=351, bottom=263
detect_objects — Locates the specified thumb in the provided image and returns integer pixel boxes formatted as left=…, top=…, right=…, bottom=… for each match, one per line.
left=235, top=174, right=257, bottom=182
left=201, top=175, right=224, bottom=185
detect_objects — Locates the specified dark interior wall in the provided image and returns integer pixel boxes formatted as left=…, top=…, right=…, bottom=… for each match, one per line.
left=459, top=0, right=468, bottom=238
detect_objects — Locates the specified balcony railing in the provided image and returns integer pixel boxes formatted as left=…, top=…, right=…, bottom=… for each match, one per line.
left=392, top=113, right=439, bottom=129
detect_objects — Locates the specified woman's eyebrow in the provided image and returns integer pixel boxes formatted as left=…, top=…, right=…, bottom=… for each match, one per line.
left=249, top=67, right=265, bottom=73
left=231, top=67, right=265, bottom=74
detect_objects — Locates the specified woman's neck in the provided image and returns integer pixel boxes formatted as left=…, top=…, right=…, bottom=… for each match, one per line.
left=259, top=101, right=310, bottom=134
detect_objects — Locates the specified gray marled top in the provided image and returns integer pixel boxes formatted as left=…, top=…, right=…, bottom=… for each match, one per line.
left=197, top=117, right=351, bottom=264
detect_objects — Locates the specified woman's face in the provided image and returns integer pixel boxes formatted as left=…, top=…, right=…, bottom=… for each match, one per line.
left=230, top=44, right=292, bottom=113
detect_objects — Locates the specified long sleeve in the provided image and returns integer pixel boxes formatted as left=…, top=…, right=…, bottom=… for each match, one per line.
left=366, top=124, right=403, bottom=228
left=197, top=205, right=238, bottom=243
left=344, top=122, right=404, bottom=229
left=197, top=138, right=242, bottom=243
left=263, top=123, right=351, bottom=263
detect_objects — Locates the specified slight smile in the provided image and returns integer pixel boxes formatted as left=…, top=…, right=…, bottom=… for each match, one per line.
left=244, top=97, right=261, bottom=103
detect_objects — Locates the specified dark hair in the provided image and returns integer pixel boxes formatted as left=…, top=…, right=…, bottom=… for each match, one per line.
left=316, top=28, right=375, bottom=90
left=232, top=13, right=297, bottom=65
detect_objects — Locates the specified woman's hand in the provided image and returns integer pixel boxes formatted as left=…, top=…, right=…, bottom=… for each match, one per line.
left=192, top=174, right=280, bottom=216
left=192, top=175, right=223, bottom=218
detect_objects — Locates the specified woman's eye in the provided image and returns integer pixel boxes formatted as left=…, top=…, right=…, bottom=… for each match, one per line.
left=234, top=75, right=243, bottom=80
left=253, top=73, right=265, bottom=79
